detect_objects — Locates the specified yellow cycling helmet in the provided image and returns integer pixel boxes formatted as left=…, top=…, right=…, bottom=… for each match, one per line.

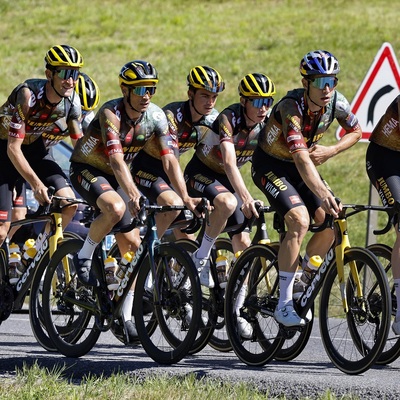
left=238, top=73, right=276, bottom=97
left=119, top=60, right=158, bottom=86
left=75, top=72, right=100, bottom=111
left=45, top=45, right=83, bottom=69
left=187, top=66, right=225, bottom=93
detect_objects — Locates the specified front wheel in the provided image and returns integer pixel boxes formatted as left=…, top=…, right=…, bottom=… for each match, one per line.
left=366, top=243, right=400, bottom=364
left=133, top=242, right=202, bottom=364
left=225, top=244, right=284, bottom=366
left=319, top=247, right=391, bottom=374
left=42, top=239, right=102, bottom=358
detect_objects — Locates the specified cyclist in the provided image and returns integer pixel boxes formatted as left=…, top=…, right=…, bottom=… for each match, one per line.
left=184, top=73, right=276, bottom=338
left=43, top=72, right=100, bottom=148
left=69, top=60, right=202, bottom=341
left=0, top=44, right=84, bottom=252
left=366, top=94, right=400, bottom=335
left=8, top=72, right=100, bottom=246
left=252, top=50, right=362, bottom=327
left=134, top=65, right=225, bottom=240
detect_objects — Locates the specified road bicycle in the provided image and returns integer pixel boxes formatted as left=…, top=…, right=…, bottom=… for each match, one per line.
left=224, top=203, right=391, bottom=375
left=362, top=200, right=400, bottom=365
left=40, top=197, right=203, bottom=364
left=0, top=187, right=87, bottom=352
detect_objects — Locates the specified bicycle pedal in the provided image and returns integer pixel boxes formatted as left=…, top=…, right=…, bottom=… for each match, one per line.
left=278, top=324, right=303, bottom=338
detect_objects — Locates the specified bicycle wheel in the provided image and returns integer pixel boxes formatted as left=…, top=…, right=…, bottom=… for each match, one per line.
left=367, top=243, right=400, bottom=364
left=29, top=246, right=55, bottom=351
left=319, top=247, right=391, bottom=374
left=274, top=304, right=314, bottom=362
left=208, top=237, right=234, bottom=352
left=133, top=242, right=202, bottom=364
left=42, top=239, right=102, bottom=357
left=225, top=244, right=284, bottom=366
left=175, top=238, right=220, bottom=355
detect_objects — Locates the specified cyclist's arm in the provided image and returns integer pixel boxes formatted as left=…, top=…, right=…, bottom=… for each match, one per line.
left=293, top=149, right=340, bottom=217
left=309, top=125, right=361, bottom=166
left=221, top=140, right=259, bottom=219
left=161, top=152, right=202, bottom=217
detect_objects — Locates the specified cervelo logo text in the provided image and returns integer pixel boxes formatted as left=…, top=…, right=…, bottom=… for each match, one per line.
left=16, top=239, right=49, bottom=292
left=300, top=248, right=334, bottom=307
left=117, top=244, right=144, bottom=297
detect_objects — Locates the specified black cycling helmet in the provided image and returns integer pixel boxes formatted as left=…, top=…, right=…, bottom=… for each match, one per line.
left=45, top=44, right=83, bottom=69
left=299, top=50, right=340, bottom=76
left=119, top=60, right=158, bottom=86
left=238, top=73, right=276, bottom=97
left=75, top=72, right=100, bottom=111
left=187, top=66, right=225, bottom=93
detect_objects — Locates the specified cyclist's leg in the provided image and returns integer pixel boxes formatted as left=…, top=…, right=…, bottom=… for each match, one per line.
left=366, top=142, right=400, bottom=334
left=252, top=153, right=309, bottom=327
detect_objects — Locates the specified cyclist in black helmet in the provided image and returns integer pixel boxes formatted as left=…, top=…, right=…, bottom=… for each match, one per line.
left=0, top=44, right=84, bottom=253
left=252, top=50, right=362, bottom=327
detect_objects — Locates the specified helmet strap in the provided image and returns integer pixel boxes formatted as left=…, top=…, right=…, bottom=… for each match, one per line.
left=189, top=92, right=206, bottom=120
left=49, top=72, right=68, bottom=100
left=306, top=84, right=323, bottom=111
left=126, top=88, right=143, bottom=114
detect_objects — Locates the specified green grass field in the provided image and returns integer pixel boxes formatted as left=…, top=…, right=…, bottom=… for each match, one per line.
left=0, top=0, right=399, bottom=397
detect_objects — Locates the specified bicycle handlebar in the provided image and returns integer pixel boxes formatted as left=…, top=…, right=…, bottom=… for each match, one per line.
left=28, top=186, right=89, bottom=219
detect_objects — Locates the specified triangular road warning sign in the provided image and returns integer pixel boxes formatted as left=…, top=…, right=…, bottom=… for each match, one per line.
left=336, top=42, right=400, bottom=142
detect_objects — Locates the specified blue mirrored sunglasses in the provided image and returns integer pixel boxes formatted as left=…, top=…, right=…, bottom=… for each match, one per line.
left=309, top=76, right=338, bottom=89
left=131, top=86, right=157, bottom=96
left=248, top=97, right=274, bottom=108
left=55, top=69, right=80, bottom=81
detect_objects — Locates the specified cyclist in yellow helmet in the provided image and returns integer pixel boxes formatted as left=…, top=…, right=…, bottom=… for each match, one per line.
left=184, top=70, right=275, bottom=312
left=134, top=66, right=225, bottom=240
left=69, top=60, right=203, bottom=342
left=0, top=44, right=84, bottom=253
left=252, top=50, right=362, bottom=327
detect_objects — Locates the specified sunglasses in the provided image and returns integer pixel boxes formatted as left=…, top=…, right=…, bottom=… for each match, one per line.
left=248, top=97, right=274, bottom=108
left=308, top=76, right=338, bottom=89
left=55, top=69, right=80, bottom=81
left=131, top=86, right=157, bottom=96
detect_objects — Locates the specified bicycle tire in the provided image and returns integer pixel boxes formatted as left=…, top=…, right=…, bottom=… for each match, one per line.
left=29, top=247, right=54, bottom=351
left=366, top=243, right=400, bottom=365
left=225, top=244, right=284, bottom=366
left=175, top=239, right=216, bottom=355
left=319, top=247, right=391, bottom=374
left=42, top=239, right=102, bottom=357
left=133, top=242, right=202, bottom=364
left=207, top=237, right=234, bottom=353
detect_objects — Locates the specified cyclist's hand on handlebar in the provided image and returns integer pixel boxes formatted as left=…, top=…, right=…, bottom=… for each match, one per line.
left=33, top=185, right=51, bottom=205
left=241, top=199, right=262, bottom=219
left=128, top=194, right=142, bottom=218
left=184, top=197, right=210, bottom=219
left=320, top=195, right=342, bottom=218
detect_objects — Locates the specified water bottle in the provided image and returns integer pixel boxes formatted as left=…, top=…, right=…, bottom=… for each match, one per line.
left=216, top=252, right=228, bottom=289
left=301, top=255, right=323, bottom=285
left=8, top=249, right=22, bottom=285
left=104, top=256, right=119, bottom=291
left=116, top=251, right=134, bottom=280
left=18, top=239, right=37, bottom=275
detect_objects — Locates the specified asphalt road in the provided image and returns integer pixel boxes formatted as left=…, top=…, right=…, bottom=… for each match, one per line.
left=1, top=312, right=400, bottom=399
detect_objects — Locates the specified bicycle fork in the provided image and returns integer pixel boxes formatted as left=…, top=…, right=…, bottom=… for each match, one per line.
left=334, top=218, right=363, bottom=313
